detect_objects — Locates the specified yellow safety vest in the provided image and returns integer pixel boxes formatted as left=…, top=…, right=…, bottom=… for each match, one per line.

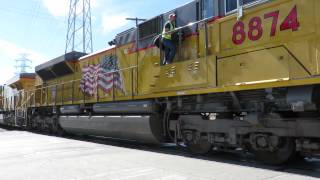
left=162, top=21, right=175, bottom=40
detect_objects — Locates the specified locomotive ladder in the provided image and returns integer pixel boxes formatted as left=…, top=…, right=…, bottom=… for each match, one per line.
left=14, top=92, right=33, bottom=127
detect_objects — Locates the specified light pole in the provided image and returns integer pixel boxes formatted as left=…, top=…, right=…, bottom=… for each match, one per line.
left=126, top=17, right=147, bottom=28
left=126, top=17, right=146, bottom=50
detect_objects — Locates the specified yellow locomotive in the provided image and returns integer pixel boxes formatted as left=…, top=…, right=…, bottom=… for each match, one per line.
left=1, top=0, right=320, bottom=164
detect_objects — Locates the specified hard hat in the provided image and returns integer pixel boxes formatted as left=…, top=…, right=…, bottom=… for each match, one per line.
left=169, top=13, right=176, bottom=19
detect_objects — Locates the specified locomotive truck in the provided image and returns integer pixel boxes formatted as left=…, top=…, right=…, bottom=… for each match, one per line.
left=1, top=0, right=320, bottom=164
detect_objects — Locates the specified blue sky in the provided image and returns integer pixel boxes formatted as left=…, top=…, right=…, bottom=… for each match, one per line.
left=0, top=0, right=191, bottom=84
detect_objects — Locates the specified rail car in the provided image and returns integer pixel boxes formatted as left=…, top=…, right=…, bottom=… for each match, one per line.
left=1, top=0, right=320, bottom=164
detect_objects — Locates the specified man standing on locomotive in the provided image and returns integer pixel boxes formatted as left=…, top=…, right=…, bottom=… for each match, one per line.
left=162, top=13, right=177, bottom=65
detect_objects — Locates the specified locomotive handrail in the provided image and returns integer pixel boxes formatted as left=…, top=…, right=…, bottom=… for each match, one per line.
left=0, top=65, right=138, bottom=108
left=159, top=15, right=221, bottom=38
left=158, top=15, right=221, bottom=62
left=3, top=65, right=138, bottom=97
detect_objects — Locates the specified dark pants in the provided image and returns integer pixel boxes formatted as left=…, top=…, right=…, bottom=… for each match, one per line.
left=162, top=38, right=176, bottom=65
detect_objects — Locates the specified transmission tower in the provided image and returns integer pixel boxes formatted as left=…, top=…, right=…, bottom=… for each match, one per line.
left=65, top=0, right=93, bottom=54
left=15, top=54, right=32, bottom=75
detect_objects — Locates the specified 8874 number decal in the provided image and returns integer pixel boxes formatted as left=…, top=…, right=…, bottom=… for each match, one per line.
left=232, top=5, right=300, bottom=45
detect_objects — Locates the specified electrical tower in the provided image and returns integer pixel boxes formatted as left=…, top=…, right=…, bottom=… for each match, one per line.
left=65, top=0, right=93, bottom=54
left=15, top=54, right=32, bottom=75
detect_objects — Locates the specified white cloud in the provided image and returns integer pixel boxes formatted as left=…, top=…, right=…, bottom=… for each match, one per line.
left=0, top=39, right=48, bottom=84
left=0, top=39, right=47, bottom=64
left=41, top=0, right=69, bottom=17
left=90, top=0, right=100, bottom=8
left=101, top=14, right=129, bottom=34
left=41, top=0, right=128, bottom=36
left=41, top=0, right=99, bottom=18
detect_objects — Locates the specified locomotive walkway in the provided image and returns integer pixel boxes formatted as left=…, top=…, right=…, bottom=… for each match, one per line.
left=0, top=128, right=318, bottom=180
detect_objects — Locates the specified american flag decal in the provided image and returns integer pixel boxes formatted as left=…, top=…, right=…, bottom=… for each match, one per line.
left=80, top=56, right=126, bottom=96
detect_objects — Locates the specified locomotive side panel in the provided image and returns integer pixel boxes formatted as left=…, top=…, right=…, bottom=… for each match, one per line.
left=136, top=16, right=161, bottom=95
left=216, top=0, right=316, bottom=87
left=218, top=47, right=290, bottom=86
left=142, top=0, right=320, bottom=99
left=115, top=43, right=136, bottom=101
left=152, top=1, right=209, bottom=93
left=78, top=49, right=115, bottom=104
left=219, top=0, right=316, bottom=55
left=137, top=46, right=161, bottom=95
left=78, top=46, right=136, bottom=103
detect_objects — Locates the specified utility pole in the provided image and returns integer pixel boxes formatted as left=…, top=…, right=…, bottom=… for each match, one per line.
left=65, top=0, right=93, bottom=54
left=15, top=53, right=32, bottom=75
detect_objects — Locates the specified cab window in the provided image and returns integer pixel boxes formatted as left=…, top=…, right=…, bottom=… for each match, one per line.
left=225, top=0, right=269, bottom=14
left=225, top=0, right=237, bottom=14
left=243, top=0, right=260, bottom=4
left=202, top=0, right=215, bottom=19
left=139, top=17, right=161, bottom=40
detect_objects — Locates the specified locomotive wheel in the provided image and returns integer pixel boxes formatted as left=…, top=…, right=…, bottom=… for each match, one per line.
left=253, top=138, right=295, bottom=165
left=292, top=152, right=306, bottom=162
left=187, top=139, right=212, bottom=156
left=52, top=117, right=65, bottom=136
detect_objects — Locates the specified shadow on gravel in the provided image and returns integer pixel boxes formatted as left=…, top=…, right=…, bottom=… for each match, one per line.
left=2, top=125, right=320, bottom=179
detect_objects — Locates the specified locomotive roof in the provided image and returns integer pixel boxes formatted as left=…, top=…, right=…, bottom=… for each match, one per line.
left=7, top=73, right=35, bottom=83
left=79, top=46, right=115, bottom=61
left=35, top=51, right=86, bottom=81
left=7, top=73, right=36, bottom=90
left=35, top=51, right=86, bottom=72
